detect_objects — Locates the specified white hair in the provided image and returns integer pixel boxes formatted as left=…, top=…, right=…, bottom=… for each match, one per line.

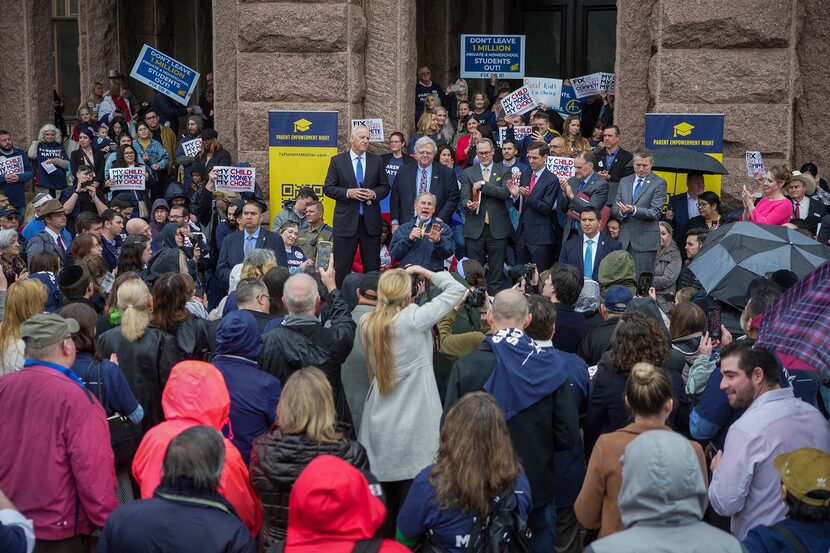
left=0, top=228, right=18, bottom=250
left=414, top=135, right=437, bottom=154
left=351, top=125, right=370, bottom=139
left=37, top=124, right=62, bottom=143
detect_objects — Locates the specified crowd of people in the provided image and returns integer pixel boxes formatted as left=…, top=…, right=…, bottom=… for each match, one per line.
left=0, top=64, right=828, bottom=553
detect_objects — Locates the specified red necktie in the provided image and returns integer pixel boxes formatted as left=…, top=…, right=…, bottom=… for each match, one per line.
left=794, top=201, right=801, bottom=219
left=529, top=172, right=537, bottom=193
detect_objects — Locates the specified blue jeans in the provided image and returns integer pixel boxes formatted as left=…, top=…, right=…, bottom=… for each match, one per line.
left=528, top=501, right=557, bottom=553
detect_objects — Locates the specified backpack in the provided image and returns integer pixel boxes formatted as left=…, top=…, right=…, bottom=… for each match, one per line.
left=466, top=489, right=532, bottom=553
left=268, top=537, right=383, bottom=553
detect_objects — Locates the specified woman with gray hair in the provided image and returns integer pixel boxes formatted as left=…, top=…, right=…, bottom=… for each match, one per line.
left=27, top=123, right=70, bottom=196
left=0, top=229, right=27, bottom=285
left=98, top=425, right=257, bottom=553
left=653, top=221, right=682, bottom=314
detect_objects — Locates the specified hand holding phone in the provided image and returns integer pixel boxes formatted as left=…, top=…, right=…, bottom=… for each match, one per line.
left=636, top=272, right=654, bottom=297
left=707, top=307, right=722, bottom=340
left=316, top=240, right=333, bottom=270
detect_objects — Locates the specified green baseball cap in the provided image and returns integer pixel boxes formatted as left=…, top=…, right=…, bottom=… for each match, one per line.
left=774, top=448, right=830, bottom=507
left=20, top=313, right=80, bottom=349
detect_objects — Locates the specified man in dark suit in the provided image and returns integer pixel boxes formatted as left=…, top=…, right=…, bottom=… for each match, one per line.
left=216, top=198, right=287, bottom=290
left=559, top=206, right=622, bottom=281
left=612, top=148, right=668, bottom=278
left=507, top=141, right=560, bottom=270
left=323, top=125, right=390, bottom=287
left=25, top=199, right=75, bottom=267
left=460, top=138, right=512, bottom=295
left=390, top=136, right=458, bottom=232
left=666, top=171, right=705, bottom=245
left=593, top=125, right=634, bottom=185
left=788, top=172, right=827, bottom=235
left=559, top=150, right=609, bottom=246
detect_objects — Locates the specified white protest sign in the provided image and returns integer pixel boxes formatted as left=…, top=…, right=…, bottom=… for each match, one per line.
left=599, top=73, right=615, bottom=96
left=523, top=77, right=563, bottom=108
left=352, top=119, right=385, bottom=143
left=545, top=156, right=576, bottom=179
left=109, top=167, right=146, bottom=191
left=181, top=138, right=202, bottom=157
left=745, top=151, right=765, bottom=177
left=500, top=86, right=537, bottom=117
left=214, top=166, right=256, bottom=193
left=0, top=155, right=25, bottom=175
left=570, top=73, right=602, bottom=99
left=498, top=127, right=506, bottom=146
left=513, top=126, right=533, bottom=142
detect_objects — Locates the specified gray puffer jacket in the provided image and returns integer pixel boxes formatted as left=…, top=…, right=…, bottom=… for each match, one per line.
left=586, top=430, right=743, bottom=553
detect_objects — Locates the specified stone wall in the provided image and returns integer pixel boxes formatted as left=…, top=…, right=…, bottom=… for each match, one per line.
left=78, top=0, right=121, bottom=104
left=614, top=0, right=828, bottom=207
left=214, top=0, right=417, bottom=203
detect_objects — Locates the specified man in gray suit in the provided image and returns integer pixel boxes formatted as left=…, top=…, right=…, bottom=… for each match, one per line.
left=559, top=150, right=609, bottom=245
left=460, top=138, right=512, bottom=294
left=611, top=148, right=667, bottom=278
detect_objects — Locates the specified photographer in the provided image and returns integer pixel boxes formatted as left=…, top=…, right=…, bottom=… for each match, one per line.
left=436, top=258, right=491, bottom=360
left=59, top=165, right=108, bottom=234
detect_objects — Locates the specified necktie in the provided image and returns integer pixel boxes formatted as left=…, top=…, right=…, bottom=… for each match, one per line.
left=632, top=177, right=643, bottom=203
left=244, top=234, right=255, bottom=257
left=419, top=167, right=428, bottom=194
left=355, top=157, right=365, bottom=215
left=482, top=166, right=490, bottom=224
left=529, top=172, right=537, bottom=193
left=578, top=179, right=587, bottom=194
left=794, top=200, right=801, bottom=219
left=584, top=239, right=594, bottom=279
left=56, top=235, right=66, bottom=256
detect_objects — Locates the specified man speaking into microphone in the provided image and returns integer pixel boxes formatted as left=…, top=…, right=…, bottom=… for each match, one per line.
left=390, top=192, right=455, bottom=271
left=508, top=141, right=561, bottom=269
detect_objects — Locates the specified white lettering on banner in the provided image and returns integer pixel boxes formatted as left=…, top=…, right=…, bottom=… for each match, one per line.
left=351, top=119, right=385, bottom=143
left=545, top=156, right=576, bottom=179
left=110, top=167, right=146, bottom=191
left=570, top=73, right=602, bottom=99
left=214, top=166, right=256, bottom=193
left=181, top=138, right=202, bottom=157
left=513, top=126, right=533, bottom=141
left=745, top=151, right=766, bottom=177
left=500, top=86, right=537, bottom=117
left=0, top=155, right=24, bottom=175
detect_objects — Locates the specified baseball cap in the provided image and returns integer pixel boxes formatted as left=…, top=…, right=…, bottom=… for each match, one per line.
left=359, top=271, right=380, bottom=300
left=774, top=448, right=830, bottom=507
left=0, top=206, right=19, bottom=218
left=604, top=285, right=634, bottom=313
left=20, top=313, right=80, bottom=349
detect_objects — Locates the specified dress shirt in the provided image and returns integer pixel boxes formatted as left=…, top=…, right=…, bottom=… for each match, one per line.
left=243, top=228, right=261, bottom=256
left=603, top=148, right=618, bottom=172
left=350, top=151, right=365, bottom=184
left=480, top=163, right=493, bottom=179
left=582, top=232, right=599, bottom=271
left=708, top=387, right=830, bottom=539
left=43, top=226, right=62, bottom=248
left=793, top=197, right=810, bottom=219
left=687, top=193, right=700, bottom=220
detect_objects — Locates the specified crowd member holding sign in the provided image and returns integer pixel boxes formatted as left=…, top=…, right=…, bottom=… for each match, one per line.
left=593, top=125, right=633, bottom=185
left=0, top=130, right=35, bottom=213
left=741, top=164, right=793, bottom=226
left=612, top=148, right=667, bottom=278
left=27, top=124, right=69, bottom=195
left=560, top=151, right=609, bottom=245
left=107, top=144, right=150, bottom=218
left=175, top=115, right=204, bottom=189
left=70, top=128, right=106, bottom=187
left=198, top=128, right=233, bottom=174
left=323, top=125, right=390, bottom=286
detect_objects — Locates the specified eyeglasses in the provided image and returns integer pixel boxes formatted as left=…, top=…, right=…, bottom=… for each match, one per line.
left=477, top=150, right=493, bottom=156
left=416, top=150, right=434, bottom=157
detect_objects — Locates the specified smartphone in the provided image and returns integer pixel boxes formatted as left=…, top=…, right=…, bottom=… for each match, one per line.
left=315, top=240, right=333, bottom=269
left=707, top=306, right=722, bottom=340
left=636, top=272, right=653, bottom=297
left=192, top=232, right=206, bottom=245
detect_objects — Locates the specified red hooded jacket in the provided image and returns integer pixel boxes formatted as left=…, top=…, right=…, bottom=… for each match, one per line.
left=285, top=455, right=408, bottom=552
left=131, top=360, right=262, bottom=535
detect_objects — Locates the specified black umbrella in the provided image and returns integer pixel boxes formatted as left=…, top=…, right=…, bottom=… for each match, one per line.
left=688, top=222, right=830, bottom=307
left=625, top=146, right=728, bottom=175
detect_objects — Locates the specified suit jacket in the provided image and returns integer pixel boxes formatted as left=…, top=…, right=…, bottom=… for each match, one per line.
left=593, top=147, right=634, bottom=184
left=216, top=229, right=287, bottom=287
left=667, top=192, right=696, bottom=243
left=560, top=172, right=609, bottom=244
left=612, top=172, right=667, bottom=252
left=390, top=161, right=459, bottom=225
left=26, top=230, right=74, bottom=267
left=790, top=196, right=827, bottom=234
left=460, top=163, right=512, bottom=240
left=559, top=233, right=622, bottom=281
left=516, top=168, right=560, bottom=245
left=322, top=151, right=390, bottom=237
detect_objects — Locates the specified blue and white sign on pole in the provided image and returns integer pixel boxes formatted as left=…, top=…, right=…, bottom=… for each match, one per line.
left=460, top=35, right=526, bottom=79
left=130, top=44, right=200, bottom=106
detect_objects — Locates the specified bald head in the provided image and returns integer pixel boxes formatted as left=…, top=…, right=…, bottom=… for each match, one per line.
left=489, top=289, right=531, bottom=330
left=126, top=218, right=151, bottom=239
left=282, top=273, right=319, bottom=315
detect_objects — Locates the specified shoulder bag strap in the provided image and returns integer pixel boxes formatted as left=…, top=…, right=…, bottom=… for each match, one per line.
left=769, top=524, right=809, bottom=553
left=95, top=360, right=105, bottom=405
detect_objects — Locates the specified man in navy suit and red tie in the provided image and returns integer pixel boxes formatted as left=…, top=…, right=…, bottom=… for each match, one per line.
left=507, top=141, right=560, bottom=270
left=323, top=125, right=390, bottom=286
left=559, top=206, right=622, bottom=281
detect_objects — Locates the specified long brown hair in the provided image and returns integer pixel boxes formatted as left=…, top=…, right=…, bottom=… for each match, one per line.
left=152, top=273, right=190, bottom=332
left=277, top=366, right=342, bottom=443
left=430, top=392, right=521, bottom=518
left=610, top=311, right=669, bottom=374
left=358, top=269, right=411, bottom=394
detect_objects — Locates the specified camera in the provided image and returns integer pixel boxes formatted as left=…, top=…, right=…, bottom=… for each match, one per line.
left=466, top=287, right=487, bottom=308
left=411, top=274, right=425, bottom=298
left=507, top=263, right=536, bottom=283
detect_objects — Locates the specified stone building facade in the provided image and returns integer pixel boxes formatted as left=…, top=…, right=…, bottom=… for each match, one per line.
left=1, top=0, right=827, bottom=207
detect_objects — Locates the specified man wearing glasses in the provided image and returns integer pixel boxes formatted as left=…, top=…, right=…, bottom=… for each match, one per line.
left=460, top=138, right=512, bottom=294
left=390, top=136, right=458, bottom=233
left=143, top=109, right=178, bottom=181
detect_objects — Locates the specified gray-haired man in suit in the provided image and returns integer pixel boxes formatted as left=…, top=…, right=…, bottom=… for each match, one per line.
left=611, top=148, right=667, bottom=278
left=559, top=150, right=609, bottom=245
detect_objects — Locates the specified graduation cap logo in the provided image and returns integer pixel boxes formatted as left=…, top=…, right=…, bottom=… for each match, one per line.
left=673, top=122, right=694, bottom=137
left=293, top=118, right=312, bottom=132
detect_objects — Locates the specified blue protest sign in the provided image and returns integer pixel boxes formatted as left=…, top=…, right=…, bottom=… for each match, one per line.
left=460, top=35, right=526, bottom=79
left=130, top=44, right=200, bottom=106
left=557, top=84, right=583, bottom=117
left=644, top=114, right=724, bottom=153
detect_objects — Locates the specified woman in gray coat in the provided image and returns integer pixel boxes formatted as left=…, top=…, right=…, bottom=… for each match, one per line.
left=653, top=221, right=682, bottom=313
left=358, top=264, right=466, bottom=534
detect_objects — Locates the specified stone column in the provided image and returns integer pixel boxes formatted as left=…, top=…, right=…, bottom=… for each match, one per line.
left=0, top=0, right=54, bottom=143
left=794, top=0, right=830, bottom=174
left=78, top=0, right=121, bottom=97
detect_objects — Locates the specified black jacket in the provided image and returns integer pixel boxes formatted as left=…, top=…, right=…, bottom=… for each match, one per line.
left=577, top=317, right=619, bottom=366
left=249, top=429, right=369, bottom=549
left=165, top=316, right=214, bottom=361
left=259, top=290, right=357, bottom=432
left=97, top=325, right=182, bottom=436
left=444, top=342, right=579, bottom=510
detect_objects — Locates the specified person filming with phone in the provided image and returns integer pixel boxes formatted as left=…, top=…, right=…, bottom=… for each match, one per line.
left=390, top=192, right=454, bottom=272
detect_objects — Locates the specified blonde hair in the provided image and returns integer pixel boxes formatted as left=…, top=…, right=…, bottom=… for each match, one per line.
left=767, top=164, right=792, bottom=192
left=416, top=110, right=437, bottom=135
left=118, top=278, right=152, bottom=341
left=358, top=269, right=411, bottom=394
left=625, top=362, right=673, bottom=417
left=277, top=367, right=342, bottom=443
left=241, top=248, right=277, bottom=280
left=0, top=280, right=47, bottom=355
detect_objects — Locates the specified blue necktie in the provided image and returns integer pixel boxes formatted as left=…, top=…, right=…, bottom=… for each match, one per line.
left=584, top=239, right=594, bottom=279
left=245, top=234, right=255, bottom=257
left=632, top=177, right=643, bottom=203
left=356, top=157, right=364, bottom=215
